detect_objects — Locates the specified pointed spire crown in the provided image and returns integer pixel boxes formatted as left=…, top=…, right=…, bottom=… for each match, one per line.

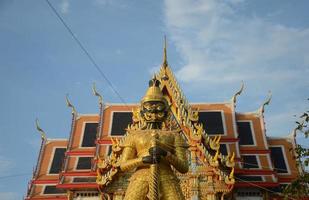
left=162, top=36, right=168, bottom=68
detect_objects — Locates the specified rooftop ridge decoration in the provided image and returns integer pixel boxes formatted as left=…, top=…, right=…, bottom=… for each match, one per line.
left=92, top=83, right=105, bottom=168
left=92, top=82, right=103, bottom=105
left=231, top=81, right=244, bottom=105
left=33, top=119, right=47, bottom=179
left=61, top=94, right=78, bottom=184
left=258, top=90, right=272, bottom=114
left=157, top=41, right=235, bottom=184
left=35, top=118, right=47, bottom=141
left=65, top=94, right=77, bottom=115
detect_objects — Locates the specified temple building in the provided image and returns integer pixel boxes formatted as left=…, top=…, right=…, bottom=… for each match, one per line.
left=25, top=43, right=299, bottom=200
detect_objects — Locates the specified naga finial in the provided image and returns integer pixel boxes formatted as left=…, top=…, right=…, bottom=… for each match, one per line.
left=231, top=81, right=244, bottom=104
left=92, top=82, right=103, bottom=105
left=35, top=118, right=46, bottom=141
left=259, top=91, right=272, bottom=113
left=65, top=94, right=77, bottom=115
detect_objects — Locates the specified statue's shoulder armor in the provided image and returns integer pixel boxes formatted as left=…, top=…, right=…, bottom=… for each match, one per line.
left=121, top=133, right=136, bottom=148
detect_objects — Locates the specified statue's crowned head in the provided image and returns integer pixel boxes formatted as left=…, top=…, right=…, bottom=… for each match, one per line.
left=141, top=75, right=168, bottom=124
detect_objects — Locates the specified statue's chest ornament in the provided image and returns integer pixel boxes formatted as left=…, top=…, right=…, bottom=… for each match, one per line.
left=135, top=131, right=175, bottom=156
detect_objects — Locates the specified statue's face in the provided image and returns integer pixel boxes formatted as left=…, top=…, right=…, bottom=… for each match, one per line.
left=141, top=101, right=166, bottom=122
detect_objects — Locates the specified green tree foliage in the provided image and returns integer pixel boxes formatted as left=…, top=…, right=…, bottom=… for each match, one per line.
left=283, top=100, right=309, bottom=199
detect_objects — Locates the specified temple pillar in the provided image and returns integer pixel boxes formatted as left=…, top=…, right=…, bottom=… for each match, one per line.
left=205, top=175, right=216, bottom=200
left=190, top=147, right=199, bottom=200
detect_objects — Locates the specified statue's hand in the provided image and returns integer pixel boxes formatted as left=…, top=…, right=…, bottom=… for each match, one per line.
left=142, top=155, right=161, bottom=164
left=149, top=146, right=167, bottom=157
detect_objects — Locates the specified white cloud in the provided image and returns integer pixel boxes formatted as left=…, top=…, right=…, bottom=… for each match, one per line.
left=94, top=0, right=128, bottom=9
left=60, top=0, right=69, bottom=14
left=149, top=64, right=161, bottom=75
left=164, top=0, right=309, bottom=85
left=164, top=0, right=309, bottom=135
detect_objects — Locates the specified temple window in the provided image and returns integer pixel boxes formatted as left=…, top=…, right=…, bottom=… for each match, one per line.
left=110, top=112, right=133, bottom=136
left=49, top=148, right=66, bottom=174
left=81, top=123, right=98, bottom=147
left=270, top=146, right=288, bottom=173
left=73, top=177, right=96, bottom=183
left=242, top=155, right=259, bottom=169
left=43, top=185, right=65, bottom=194
left=237, top=121, right=255, bottom=145
left=236, top=175, right=263, bottom=182
left=76, top=157, right=92, bottom=170
left=220, top=144, right=228, bottom=155
left=198, top=111, right=225, bottom=135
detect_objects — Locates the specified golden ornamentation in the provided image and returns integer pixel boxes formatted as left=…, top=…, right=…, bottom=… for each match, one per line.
left=189, top=109, right=199, bottom=122
left=194, top=123, right=204, bottom=137
left=209, top=135, right=221, bottom=151
left=97, top=39, right=235, bottom=199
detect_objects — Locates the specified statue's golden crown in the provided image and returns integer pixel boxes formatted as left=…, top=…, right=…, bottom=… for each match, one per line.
left=141, top=76, right=167, bottom=105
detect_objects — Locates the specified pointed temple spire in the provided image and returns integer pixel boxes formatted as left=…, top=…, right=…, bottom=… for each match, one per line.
left=162, top=35, right=168, bottom=68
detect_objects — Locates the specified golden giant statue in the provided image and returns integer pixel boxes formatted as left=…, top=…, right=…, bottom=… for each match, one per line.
left=96, top=39, right=235, bottom=200
left=118, top=76, right=189, bottom=200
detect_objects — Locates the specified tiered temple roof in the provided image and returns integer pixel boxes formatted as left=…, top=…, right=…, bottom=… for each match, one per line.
left=25, top=43, right=299, bottom=200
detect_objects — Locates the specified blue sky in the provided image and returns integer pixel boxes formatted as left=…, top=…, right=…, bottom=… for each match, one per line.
left=0, top=0, right=308, bottom=199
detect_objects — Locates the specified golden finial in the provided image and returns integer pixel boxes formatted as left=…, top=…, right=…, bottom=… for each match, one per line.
left=162, top=35, right=168, bottom=68
left=231, top=81, right=244, bottom=104
left=229, top=167, right=234, bottom=179
left=216, top=135, right=221, bottom=144
left=213, top=149, right=219, bottom=162
left=230, top=152, right=235, bottom=163
left=92, top=82, right=103, bottom=105
left=35, top=118, right=46, bottom=141
left=259, top=91, right=272, bottom=113
left=65, top=94, right=77, bottom=115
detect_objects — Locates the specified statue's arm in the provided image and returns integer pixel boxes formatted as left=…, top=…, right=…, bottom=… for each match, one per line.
left=117, top=135, right=144, bottom=172
left=165, top=134, right=189, bottom=173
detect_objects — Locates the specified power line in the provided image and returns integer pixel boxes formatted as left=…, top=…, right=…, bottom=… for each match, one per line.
left=239, top=161, right=300, bottom=174
left=45, top=0, right=128, bottom=106
left=235, top=176, right=296, bottom=200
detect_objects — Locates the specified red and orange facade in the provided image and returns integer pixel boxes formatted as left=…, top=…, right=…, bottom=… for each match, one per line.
left=25, top=51, right=300, bottom=200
